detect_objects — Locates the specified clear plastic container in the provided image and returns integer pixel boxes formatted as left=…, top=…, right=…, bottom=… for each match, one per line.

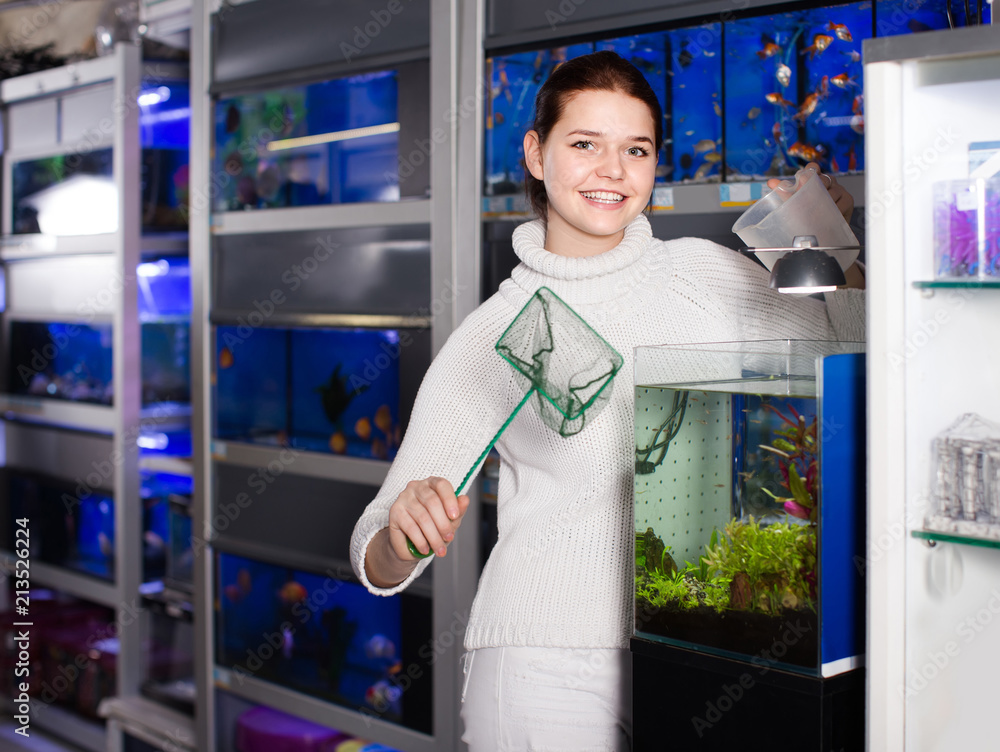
left=932, top=178, right=1000, bottom=279
left=731, top=167, right=859, bottom=272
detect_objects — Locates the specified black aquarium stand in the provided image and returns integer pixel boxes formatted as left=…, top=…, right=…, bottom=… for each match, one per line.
left=631, top=637, right=864, bottom=751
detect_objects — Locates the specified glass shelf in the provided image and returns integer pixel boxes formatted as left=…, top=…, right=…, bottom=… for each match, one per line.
left=912, top=529, right=1000, bottom=550
left=913, top=280, right=1000, bottom=290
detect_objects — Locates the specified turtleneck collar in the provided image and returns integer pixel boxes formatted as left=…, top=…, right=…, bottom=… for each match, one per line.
left=505, top=213, right=659, bottom=310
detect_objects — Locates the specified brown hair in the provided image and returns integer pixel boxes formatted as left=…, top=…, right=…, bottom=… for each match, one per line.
left=524, top=50, right=663, bottom=219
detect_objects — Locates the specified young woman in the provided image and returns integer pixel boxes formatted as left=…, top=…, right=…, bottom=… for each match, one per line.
left=351, top=50, right=864, bottom=750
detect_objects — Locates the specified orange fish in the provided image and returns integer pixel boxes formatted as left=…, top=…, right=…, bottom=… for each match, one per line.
left=371, top=438, right=388, bottom=460
left=329, top=431, right=347, bottom=454
left=848, top=145, right=857, bottom=172
left=831, top=156, right=840, bottom=172
left=765, top=92, right=796, bottom=109
left=278, top=581, right=307, bottom=604
left=355, top=416, right=372, bottom=441
left=772, top=121, right=785, bottom=144
left=827, top=22, right=853, bottom=42
left=237, top=568, right=252, bottom=594
left=793, top=92, right=820, bottom=122
left=817, top=75, right=830, bottom=99
left=224, top=584, right=243, bottom=603
left=219, top=347, right=234, bottom=369
left=852, top=94, right=864, bottom=115
left=787, top=142, right=826, bottom=163
left=374, top=404, right=393, bottom=435
left=802, top=34, right=834, bottom=60
left=757, top=41, right=782, bottom=60
left=831, top=73, right=858, bottom=89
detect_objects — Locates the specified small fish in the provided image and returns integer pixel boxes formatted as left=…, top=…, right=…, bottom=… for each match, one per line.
left=775, top=63, right=791, bottom=88
left=680, top=153, right=693, bottom=170
left=848, top=144, right=858, bottom=172
left=329, top=431, right=347, bottom=454
left=278, top=581, right=308, bottom=604
left=695, top=419, right=709, bottom=425
left=831, top=155, right=840, bottom=172
left=218, top=346, right=233, bottom=369
left=714, top=484, right=725, bottom=488
left=371, top=437, right=388, bottom=460
left=850, top=113, right=864, bottom=135
left=238, top=568, right=252, bottom=594
left=841, top=49, right=862, bottom=63
left=677, top=39, right=694, bottom=69
left=703, top=152, right=722, bottom=163
left=713, top=102, right=722, bottom=116
left=747, top=106, right=761, bottom=120
left=827, top=21, right=853, bottom=42
left=757, top=36, right=782, bottom=60
left=787, top=141, right=827, bottom=162
left=831, top=73, right=858, bottom=89
left=694, top=139, right=717, bottom=153
left=739, top=470, right=757, bottom=481
left=817, top=75, right=830, bottom=99
left=355, top=416, right=372, bottom=441
left=315, top=364, right=369, bottom=426
left=693, top=161, right=715, bottom=180
left=852, top=94, right=864, bottom=115
left=374, top=404, right=393, bottom=435
left=685, top=130, right=695, bottom=136
left=802, top=34, right=834, bottom=60
left=772, top=121, right=785, bottom=144
left=224, top=584, right=243, bottom=603
left=493, top=112, right=504, bottom=126
left=765, top=92, right=795, bottom=109
left=364, top=634, right=397, bottom=660
left=793, top=92, right=820, bottom=122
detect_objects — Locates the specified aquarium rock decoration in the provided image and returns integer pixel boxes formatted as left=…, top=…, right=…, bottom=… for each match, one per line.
left=927, top=413, right=1000, bottom=541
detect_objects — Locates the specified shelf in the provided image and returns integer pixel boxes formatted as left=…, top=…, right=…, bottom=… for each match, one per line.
left=0, top=54, right=117, bottom=102
left=141, top=581, right=194, bottom=621
left=1, top=553, right=119, bottom=607
left=0, top=232, right=189, bottom=260
left=211, top=440, right=391, bottom=486
left=99, top=695, right=196, bottom=751
left=210, top=199, right=432, bottom=235
left=212, top=669, right=437, bottom=752
left=0, top=396, right=115, bottom=433
left=912, top=529, right=1000, bottom=550
left=140, top=455, right=194, bottom=477
left=0, top=696, right=106, bottom=752
left=913, top=279, right=1000, bottom=290
left=209, top=310, right=433, bottom=329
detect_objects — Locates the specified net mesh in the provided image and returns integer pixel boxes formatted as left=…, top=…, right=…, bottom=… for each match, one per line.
left=497, top=287, right=623, bottom=437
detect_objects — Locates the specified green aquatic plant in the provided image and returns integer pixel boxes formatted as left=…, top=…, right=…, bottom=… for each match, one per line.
left=702, top=516, right=816, bottom=614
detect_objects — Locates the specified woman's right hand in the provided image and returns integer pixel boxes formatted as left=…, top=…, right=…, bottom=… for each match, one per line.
left=388, top=477, right=470, bottom=560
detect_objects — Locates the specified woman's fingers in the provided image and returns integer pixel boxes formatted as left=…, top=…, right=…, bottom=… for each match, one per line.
left=390, top=477, right=464, bottom=559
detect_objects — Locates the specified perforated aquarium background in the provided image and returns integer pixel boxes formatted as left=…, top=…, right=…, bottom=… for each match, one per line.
left=484, top=0, right=968, bottom=197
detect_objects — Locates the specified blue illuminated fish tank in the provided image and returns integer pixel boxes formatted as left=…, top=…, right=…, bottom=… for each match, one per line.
left=214, top=327, right=402, bottom=461
left=724, top=3, right=872, bottom=180
left=10, top=80, right=189, bottom=235
left=633, top=341, right=865, bottom=677
left=215, top=552, right=432, bottom=733
left=213, top=70, right=399, bottom=211
left=2, top=469, right=188, bottom=582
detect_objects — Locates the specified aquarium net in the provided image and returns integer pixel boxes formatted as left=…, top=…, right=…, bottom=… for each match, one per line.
left=496, top=287, right=623, bottom=438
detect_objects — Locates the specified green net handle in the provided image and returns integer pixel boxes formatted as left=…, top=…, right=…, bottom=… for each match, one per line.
left=406, top=388, right=535, bottom=558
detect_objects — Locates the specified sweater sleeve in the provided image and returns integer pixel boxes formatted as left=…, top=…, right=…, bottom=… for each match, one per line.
left=690, top=240, right=865, bottom=343
left=349, top=296, right=518, bottom=596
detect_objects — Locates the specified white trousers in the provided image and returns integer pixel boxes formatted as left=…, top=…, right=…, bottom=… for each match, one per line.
left=459, top=646, right=632, bottom=752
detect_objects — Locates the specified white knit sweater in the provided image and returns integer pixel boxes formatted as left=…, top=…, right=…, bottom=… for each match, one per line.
left=350, top=213, right=865, bottom=651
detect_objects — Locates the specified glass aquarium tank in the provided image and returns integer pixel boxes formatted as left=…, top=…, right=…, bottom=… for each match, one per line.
left=141, top=470, right=191, bottom=583
left=10, top=80, right=189, bottom=235
left=215, top=552, right=431, bottom=733
left=213, top=70, right=399, bottom=211
left=875, top=0, right=987, bottom=36
left=139, top=257, right=192, bottom=409
left=7, top=321, right=114, bottom=404
left=724, top=2, right=871, bottom=180
left=633, top=340, right=865, bottom=676
left=214, top=326, right=402, bottom=461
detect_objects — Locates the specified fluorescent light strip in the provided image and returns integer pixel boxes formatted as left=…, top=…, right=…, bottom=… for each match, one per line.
left=778, top=285, right=839, bottom=294
left=266, top=122, right=400, bottom=151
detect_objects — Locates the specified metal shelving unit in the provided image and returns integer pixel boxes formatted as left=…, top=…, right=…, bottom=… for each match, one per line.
left=0, top=44, right=194, bottom=752
left=189, top=0, right=483, bottom=749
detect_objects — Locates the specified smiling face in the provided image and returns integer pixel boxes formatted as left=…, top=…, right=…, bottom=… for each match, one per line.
left=523, top=88, right=658, bottom=258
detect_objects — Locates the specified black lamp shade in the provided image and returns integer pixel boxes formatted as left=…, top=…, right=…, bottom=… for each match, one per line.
left=769, top=248, right=847, bottom=293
